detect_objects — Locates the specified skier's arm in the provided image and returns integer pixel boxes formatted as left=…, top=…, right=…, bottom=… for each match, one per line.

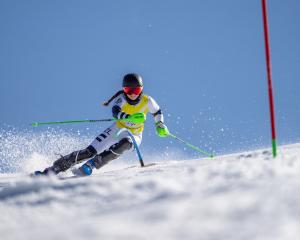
left=148, top=97, right=169, bottom=137
left=112, top=105, right=130, bottom=119
left=111, top=96, right=130, bottom=120
left=148, top=97, right=164, bottom=123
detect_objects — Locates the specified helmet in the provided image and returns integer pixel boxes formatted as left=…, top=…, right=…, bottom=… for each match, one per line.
left=122, top=73, right=143, bottom=88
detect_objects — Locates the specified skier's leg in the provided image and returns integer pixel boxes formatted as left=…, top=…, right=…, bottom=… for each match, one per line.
left=34, top=145, right=97, bottom=176
left=93, top=137, right=133, bottom=168
left=89, top=124, right=118, bottom=154
left=33, top=124, right=121, bottom=176
left=92, top=130, right=143, bottom=169
left=78, top=137, right=133, bottom=175
left=45, top=124, right=118, bottom=175
left=51, top=145, right=97, bottom=174
left=77, top=128, right=143, bottom=176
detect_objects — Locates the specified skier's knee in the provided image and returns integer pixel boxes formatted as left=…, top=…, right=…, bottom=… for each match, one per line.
left=114, top=138, right=133, bottom=154
left=92, top=138, right=133, bottom=169
left=84, top=145, right=97, bottom=158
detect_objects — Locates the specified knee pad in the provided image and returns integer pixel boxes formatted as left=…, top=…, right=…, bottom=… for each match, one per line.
left=112, top=138, right=133, bottom=154
left=92, top=138, right=133, bottom=169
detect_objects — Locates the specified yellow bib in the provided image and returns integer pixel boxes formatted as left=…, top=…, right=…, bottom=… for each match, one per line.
left=116, top=95, right=149, bottom=134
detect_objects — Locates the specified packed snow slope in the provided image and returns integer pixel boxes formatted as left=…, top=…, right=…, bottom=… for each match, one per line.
left=0, top=130, right=299, bottom=240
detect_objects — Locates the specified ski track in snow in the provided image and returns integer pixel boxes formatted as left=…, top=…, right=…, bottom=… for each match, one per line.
left=0, top=144, right=300, bottom=240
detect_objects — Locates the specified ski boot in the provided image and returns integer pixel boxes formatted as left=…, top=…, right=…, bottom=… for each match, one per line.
left=72, top=159, right=96, bottom=177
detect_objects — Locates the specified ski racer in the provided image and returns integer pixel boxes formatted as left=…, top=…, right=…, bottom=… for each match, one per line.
left=34, top=73, right=169, bottom=176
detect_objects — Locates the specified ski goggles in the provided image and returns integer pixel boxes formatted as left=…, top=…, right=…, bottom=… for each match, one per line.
left=123, top=86, right=143, bottom=95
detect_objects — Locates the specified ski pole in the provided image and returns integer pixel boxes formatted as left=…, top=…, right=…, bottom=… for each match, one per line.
left=31, top=119, right=118, bottom=127
left=31, top=113, right=146, bottom=127
left=168, top=133, right=214, bottom=158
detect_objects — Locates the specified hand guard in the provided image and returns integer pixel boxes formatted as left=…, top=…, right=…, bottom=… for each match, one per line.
left=156, top=121, right=169, bottom=137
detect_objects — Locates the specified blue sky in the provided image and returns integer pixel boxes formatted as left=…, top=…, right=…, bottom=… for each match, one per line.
left=0, top=0, right=299, bottom=156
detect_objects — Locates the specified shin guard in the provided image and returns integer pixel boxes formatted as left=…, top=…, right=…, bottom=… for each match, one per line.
left=53, top=145, right=97, bottom=173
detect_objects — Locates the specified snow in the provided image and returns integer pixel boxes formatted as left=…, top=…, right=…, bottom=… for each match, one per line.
left=0, top=142, right=300, bottom=240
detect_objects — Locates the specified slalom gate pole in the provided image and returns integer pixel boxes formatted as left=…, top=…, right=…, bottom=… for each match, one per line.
left=168, top=133, right=214, bottom=158
left=261, top=0, right=277, bottom=158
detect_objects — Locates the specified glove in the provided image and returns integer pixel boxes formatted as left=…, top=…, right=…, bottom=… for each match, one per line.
left=156, top=121, right=169, bottom=137
left=126, top=113, right=146, bottom=124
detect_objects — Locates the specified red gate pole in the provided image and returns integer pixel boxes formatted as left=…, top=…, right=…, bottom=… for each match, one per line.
left=261, top=0, right=277, bottom=157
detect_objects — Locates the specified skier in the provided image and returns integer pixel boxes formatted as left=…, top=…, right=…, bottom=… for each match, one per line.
left=34, top=73, right=169, bottom=176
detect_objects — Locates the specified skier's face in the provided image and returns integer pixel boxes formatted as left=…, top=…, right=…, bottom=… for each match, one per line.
left=126, top=93, right=139, bottom=100
left=123, top=86, right=143, bottom=101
